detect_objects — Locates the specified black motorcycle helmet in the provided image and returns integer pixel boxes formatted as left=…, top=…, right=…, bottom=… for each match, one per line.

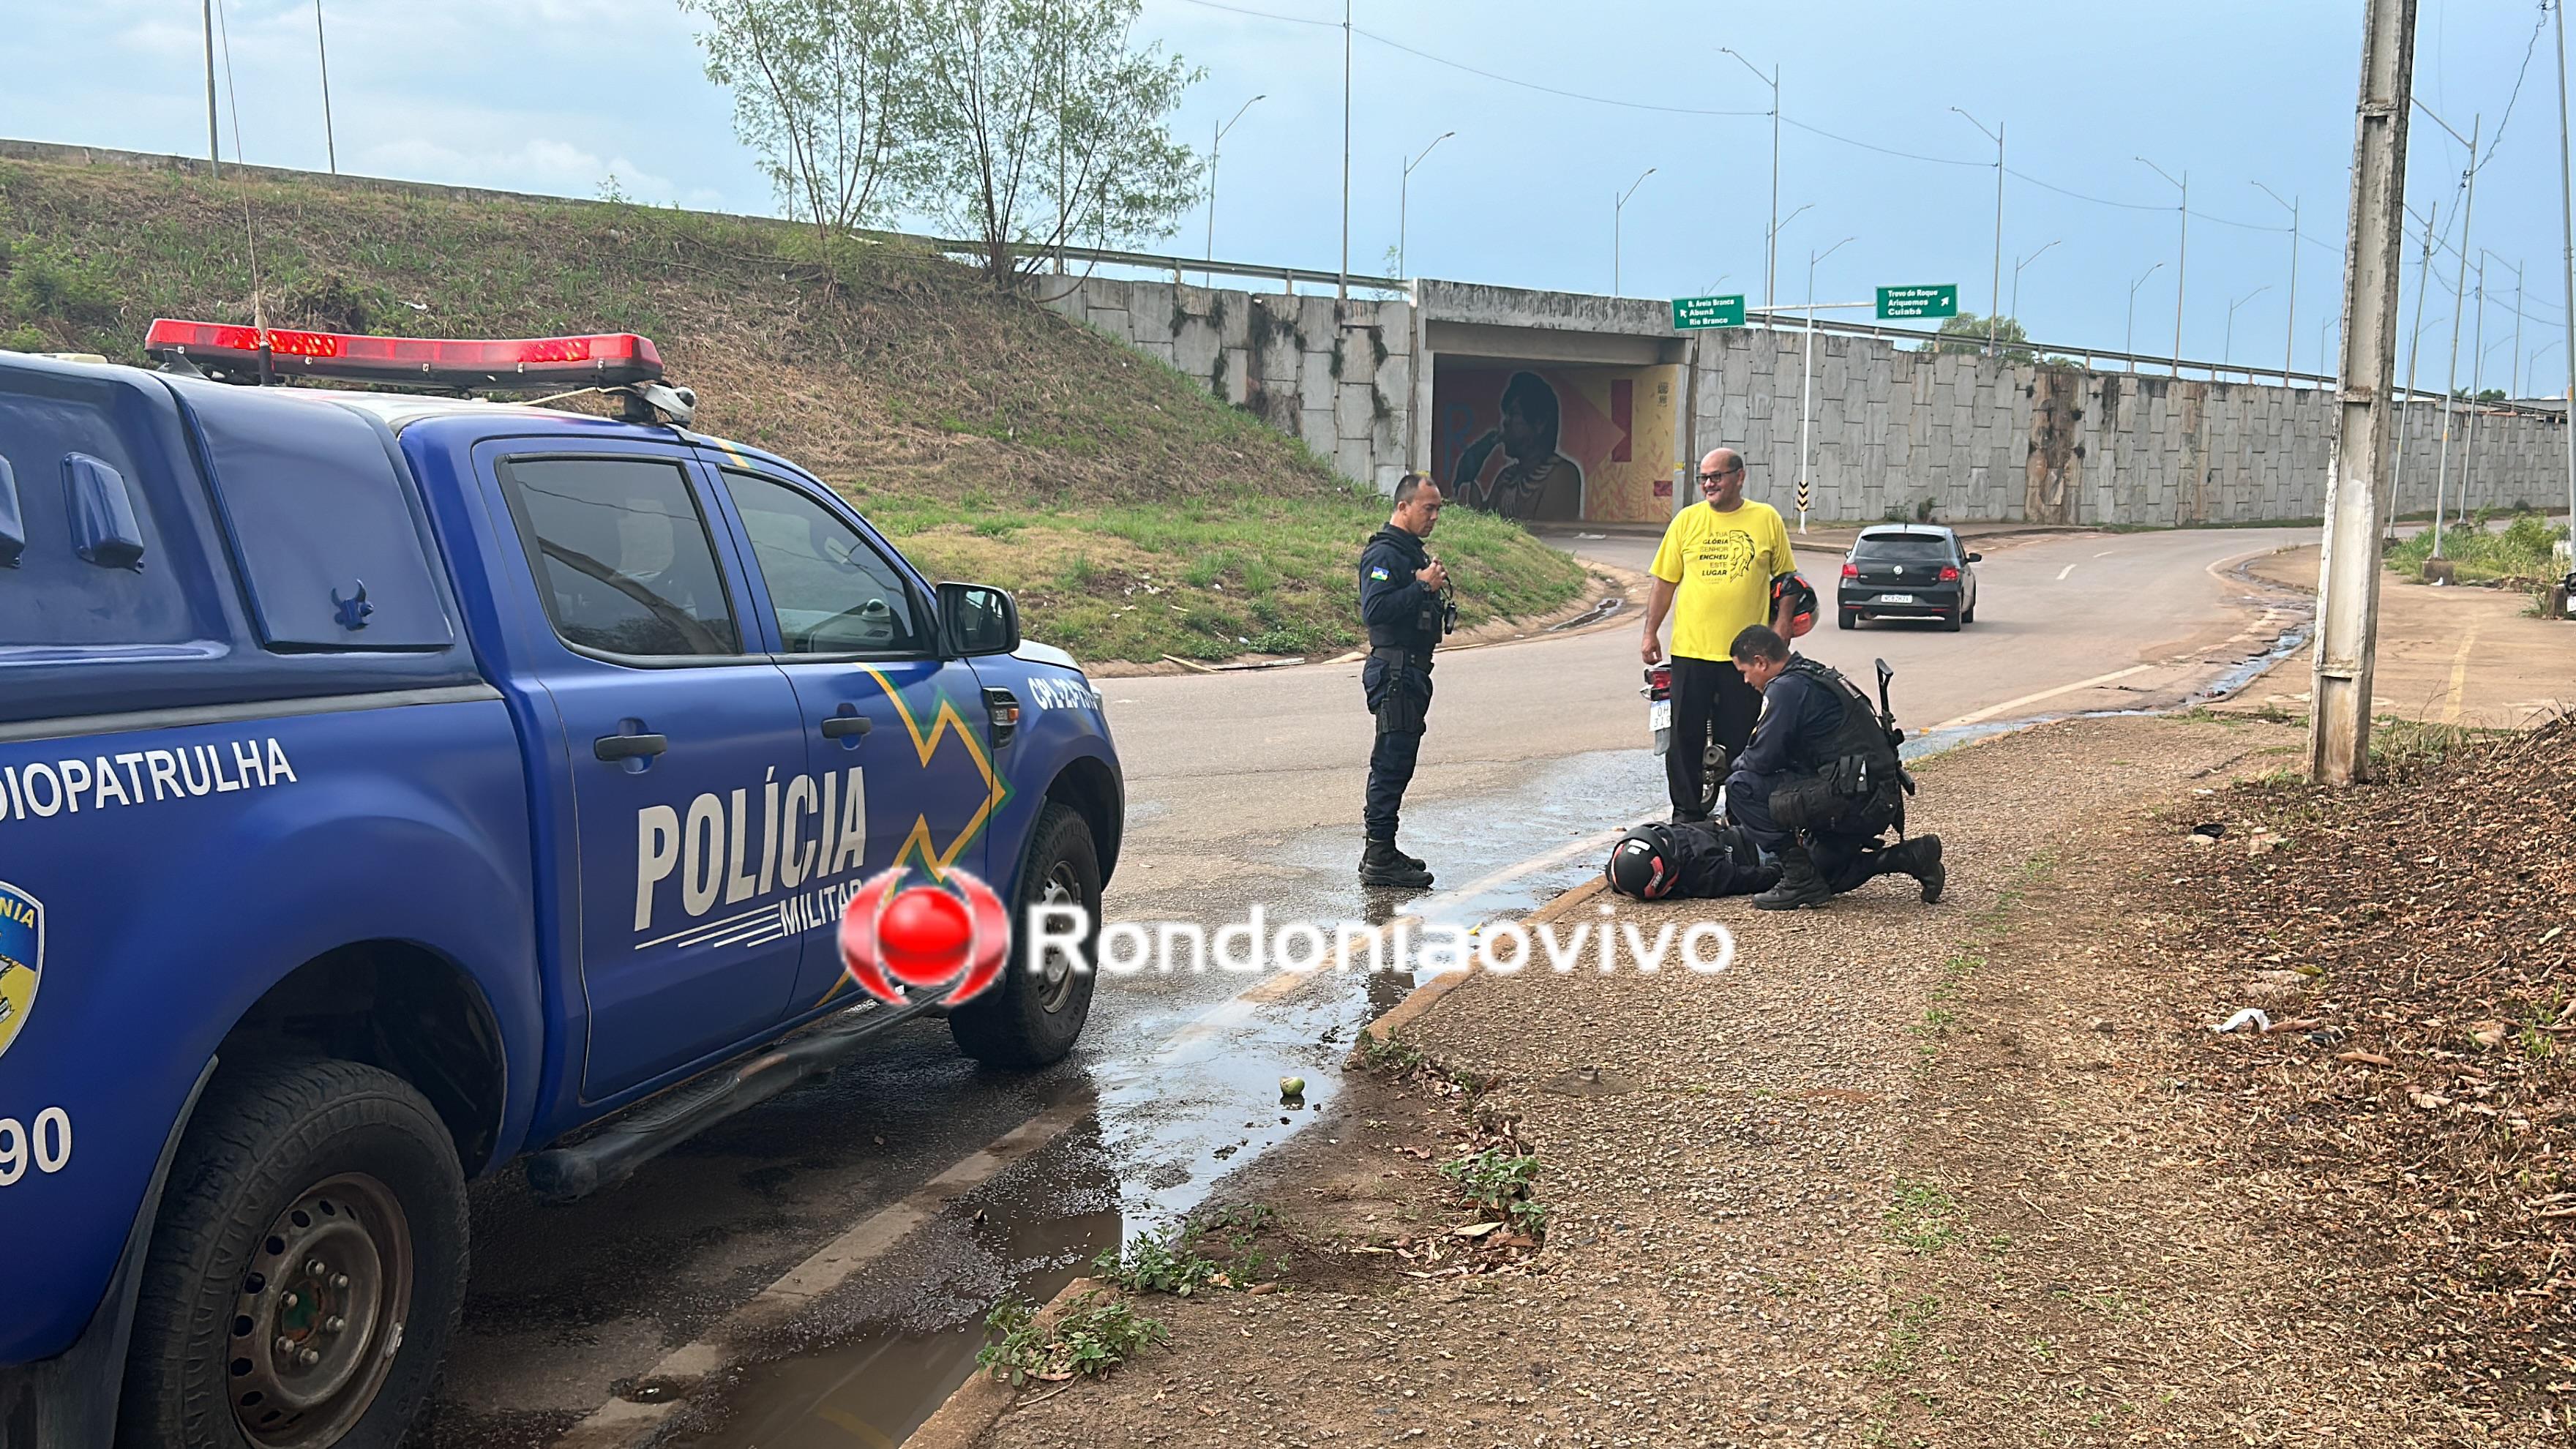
left=1604, top=823, right=1679, bottom=900
left=1771, top=570, right=1819, bottom=638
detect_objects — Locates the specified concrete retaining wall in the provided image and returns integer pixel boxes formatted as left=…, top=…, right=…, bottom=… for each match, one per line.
left=1687, top=326, right=2565, bottom=527
left=1030, top=274, right=1414, bottom=494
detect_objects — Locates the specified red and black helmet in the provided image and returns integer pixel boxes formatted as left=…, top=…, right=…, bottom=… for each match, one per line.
left=1605, top=823, right=1680, bottom=899
left=1771, top=570, right=1819, bottom=638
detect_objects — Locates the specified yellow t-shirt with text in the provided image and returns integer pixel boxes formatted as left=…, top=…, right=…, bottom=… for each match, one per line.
left=1650, top=500, right=1795, bottom=661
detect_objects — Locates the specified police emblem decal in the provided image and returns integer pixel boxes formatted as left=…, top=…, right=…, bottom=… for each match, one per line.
left=0, top=880, right=42, bottom=1063
left=1368, top=566, right=1390, bottom=580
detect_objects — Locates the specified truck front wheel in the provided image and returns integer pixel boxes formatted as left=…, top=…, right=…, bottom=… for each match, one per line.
left=949, top=802, right=1100, bottom=1068
left=119, top=1057, right=467, bottom=1449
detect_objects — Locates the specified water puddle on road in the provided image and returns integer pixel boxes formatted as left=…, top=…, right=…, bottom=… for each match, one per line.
left=657, top=749, right=1666, bottom=1448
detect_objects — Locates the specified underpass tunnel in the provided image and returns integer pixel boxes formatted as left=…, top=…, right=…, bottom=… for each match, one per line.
left=1421, top=321, right=1688, bottom=525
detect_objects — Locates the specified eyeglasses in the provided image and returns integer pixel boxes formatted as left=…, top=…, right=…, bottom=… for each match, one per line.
left=1697, top=466, right=1742, bottom=482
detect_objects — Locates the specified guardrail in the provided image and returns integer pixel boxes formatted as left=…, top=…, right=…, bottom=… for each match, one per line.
left=1729, top=306, right=2566, bottom=420
left=935, top=236, right=1409, bottom=297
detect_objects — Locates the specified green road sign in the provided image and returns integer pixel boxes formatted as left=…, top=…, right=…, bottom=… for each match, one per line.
left=1876, top=284, right=1959, bottom=321
left=1671, top=294, right=1747, bottom=329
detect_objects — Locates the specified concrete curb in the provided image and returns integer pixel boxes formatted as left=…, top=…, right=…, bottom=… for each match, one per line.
left=1349, top=873, right=1612, bottom=1060
left=905, top=1277, right=1107, bottom=1449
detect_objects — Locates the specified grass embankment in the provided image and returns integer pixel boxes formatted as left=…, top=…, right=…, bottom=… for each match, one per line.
left=0, top=157, right=1580, bottom=662
left=2386, top=509, right=2569, bottom=591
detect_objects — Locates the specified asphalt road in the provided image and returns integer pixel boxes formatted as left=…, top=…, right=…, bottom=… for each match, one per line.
left=410, top=524, right=2315, bottom=1449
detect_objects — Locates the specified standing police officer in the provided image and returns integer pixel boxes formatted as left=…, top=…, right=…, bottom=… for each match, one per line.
left=1358, top=473, right=1450, bottom=888
left=1723, top=625, right=1944, bottom=910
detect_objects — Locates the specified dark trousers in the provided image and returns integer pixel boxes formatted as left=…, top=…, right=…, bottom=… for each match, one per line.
left=1364, top=729, right=1423, bottom=840
left=1667, top=655, right=1762, bottom=817
left=1729, top=771, right=1892, bottom=892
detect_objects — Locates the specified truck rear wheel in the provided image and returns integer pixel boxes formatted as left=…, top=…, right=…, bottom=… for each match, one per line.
left=950, top=802, right=1099, bottom=1068
left=119, top=1057, right=467, bottom=1449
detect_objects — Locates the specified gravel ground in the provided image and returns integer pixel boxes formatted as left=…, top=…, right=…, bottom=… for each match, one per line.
left=973, top=712, right=2505, bottom=1448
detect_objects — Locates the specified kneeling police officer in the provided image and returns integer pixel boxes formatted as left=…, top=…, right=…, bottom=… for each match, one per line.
left=1723, top=625, right=1945, bottom=910
left=1357, top=472, right=1453, bottom=888
left=1603, top=817, right=1781, bottom=901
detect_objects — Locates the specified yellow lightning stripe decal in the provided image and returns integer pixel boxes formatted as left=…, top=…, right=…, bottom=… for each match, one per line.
left=812, top=664, right=1010, bottom=1006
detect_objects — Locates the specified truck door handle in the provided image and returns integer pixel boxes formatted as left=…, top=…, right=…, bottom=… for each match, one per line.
left=593, top=732, right=668, bottom=761
left=820, top=715, right=873, bottom=740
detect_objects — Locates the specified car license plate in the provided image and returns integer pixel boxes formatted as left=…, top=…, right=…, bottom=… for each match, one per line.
left=1649, top=700, right=1672, bottom=730
left=1879, top=593, right=1917, bottom=604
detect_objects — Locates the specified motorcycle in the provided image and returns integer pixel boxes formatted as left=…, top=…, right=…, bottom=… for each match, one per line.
left=1643, top=664, right=1727, bottom=818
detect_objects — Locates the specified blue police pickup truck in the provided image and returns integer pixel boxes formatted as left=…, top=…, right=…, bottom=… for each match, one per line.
left=0, top=323, right=1122, bottom=1448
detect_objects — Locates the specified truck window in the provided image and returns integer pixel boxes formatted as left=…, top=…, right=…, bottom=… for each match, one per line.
left=724, top=470, right=928, bottom=655
left=498, top=457, right=741, bottom=658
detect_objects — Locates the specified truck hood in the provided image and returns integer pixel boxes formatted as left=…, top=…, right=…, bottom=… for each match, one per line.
left=1013, top=639, right=1084, bottom=673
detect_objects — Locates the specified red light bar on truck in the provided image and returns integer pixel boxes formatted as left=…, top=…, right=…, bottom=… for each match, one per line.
left=143, top=320, right=664, bottom=389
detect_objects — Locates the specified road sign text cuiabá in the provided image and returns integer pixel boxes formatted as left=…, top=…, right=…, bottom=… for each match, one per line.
left=1671, top=294, right=1747, bottom=329
left=1876, top=284, right=1959, bottom=321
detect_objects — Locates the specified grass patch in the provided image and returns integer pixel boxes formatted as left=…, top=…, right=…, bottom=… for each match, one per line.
left=2388, top=509, right=2568, bottom=590
left=976, top=1291, right=1168, bottom=1385
left=1438, top=1145, right=1551, bottom=1238
left=0, top=155, right=1583, bottom=663
left=1884, top=1179, right=1964, bottom=1255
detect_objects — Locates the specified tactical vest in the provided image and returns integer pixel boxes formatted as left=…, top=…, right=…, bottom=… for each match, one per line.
left=1783, top=656, right=1901, bottom=798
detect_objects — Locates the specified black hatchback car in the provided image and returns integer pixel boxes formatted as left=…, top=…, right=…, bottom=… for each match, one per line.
left=1838, top=525, right=1980, bottom=631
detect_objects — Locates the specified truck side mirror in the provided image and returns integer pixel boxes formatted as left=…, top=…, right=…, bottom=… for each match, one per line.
left=938, top=580, right=1019, bottom=656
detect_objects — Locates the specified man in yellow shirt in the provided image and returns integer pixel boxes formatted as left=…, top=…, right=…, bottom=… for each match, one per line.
left=1639, top=447, right=1797, bottom=821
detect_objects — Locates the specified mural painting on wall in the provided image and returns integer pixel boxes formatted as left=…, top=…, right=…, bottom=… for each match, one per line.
left=1434, top=365, right=1677, bottom=523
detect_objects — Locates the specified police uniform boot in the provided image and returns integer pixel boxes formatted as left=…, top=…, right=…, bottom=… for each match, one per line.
left=1752, top=842, right=1833, bottom=910
left=1880, top=834, right=1946, bottom=905
left=1390, top=839, right=1429, bottom=872
left=1360, top=836, right=1435, bottom=888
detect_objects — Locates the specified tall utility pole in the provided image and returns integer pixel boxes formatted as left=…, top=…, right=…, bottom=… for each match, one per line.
left=2554, top=0, right=2576, bottom=533
left=2419, top=102, right=2479, bottom=558
left=2254, top=181, right=2299, bottom=381
left=1397, top=130, right=1453, bottom=278
left=1205, top=94, right=1265, bottom=264
left=1612, top=167, right=1655, bottom=297
left=2310, top=0, right=2414, bottom=787
left=203, top=0, right=222, bottom=176
left=1338, top=0, right=1350, bottom=307
left=2512, top=256, right=2526, bottom=402
left=2138, top=156, right=2189, bottom=375
left=2390, top=201, right=2444, bottom=530
left=2225, top=285, right=2272, bottom=364
left=315, top=1, right=337, bottom=174
left=2464, top=252, right=2490, bottom=517
left=1721, top=48, right=1781, bottom=310
left=1953, top=108, right=2005, bottom=353
left=2125, top=262, right=2163, bottom=372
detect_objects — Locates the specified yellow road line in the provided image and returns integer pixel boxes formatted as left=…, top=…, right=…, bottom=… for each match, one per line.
left=2441, top=622, right=2481, bottom=724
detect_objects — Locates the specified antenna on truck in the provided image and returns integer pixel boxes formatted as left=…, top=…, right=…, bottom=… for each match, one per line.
left=211, top=0, right=275, bottom=386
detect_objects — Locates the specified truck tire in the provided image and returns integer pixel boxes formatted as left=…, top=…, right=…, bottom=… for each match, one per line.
left=950, top=802, right=1100, bottom=1068
left=119, top=1057, right=467, bottom=1449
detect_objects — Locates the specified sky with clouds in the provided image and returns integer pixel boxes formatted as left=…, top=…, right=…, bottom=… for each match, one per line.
left=4, top=1, right=2571, bottom=390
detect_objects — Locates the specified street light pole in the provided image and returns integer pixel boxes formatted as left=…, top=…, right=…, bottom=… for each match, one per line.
left=1721, top=48, right=1781, bottom=310
left=2138, top=157, right=2189, bottom=376
left=314, top=1, right=337, bottom=175
left=2465, top=252, right=2491, bottom=518
left=1613, top=167, right=1655, bottom=297
left=1397, top=129, right=1452, bottom=279
left=2391, top=201, right=2443, bottom=528
left=1798, top=236, right=1854, bottom=534
left=2254, top=181, right=2298, bottom=382
left=1206, top=94, right=1267, bottom=267
left=203, top=0, right=221, bottom=177
left=1954, top=108, right=2004, bottom=354
left=1338, top=0, right=1350, bottom=306
left=2553, top=0, right=2576, bottom=536
left=2418, top=102, right=2480, bottom=558
left=2010, top=239, right=2059, bottom=338
left=2124, top=262, right=2163, bottom=372
left=2225, top=285, right=2272, bottom=367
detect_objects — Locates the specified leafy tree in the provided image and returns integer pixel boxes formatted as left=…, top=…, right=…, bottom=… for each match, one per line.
left=683, top=0, right=915, bottom=252
left=903, top=0, right=1204, bottom=282
left=1927, top=313, right=2036, bottom=363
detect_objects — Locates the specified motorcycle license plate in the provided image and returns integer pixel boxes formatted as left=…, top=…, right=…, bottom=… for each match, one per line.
left=1879, top=593, right=1917, bottom=604
left=1649, top=700, right=1672, bottom=731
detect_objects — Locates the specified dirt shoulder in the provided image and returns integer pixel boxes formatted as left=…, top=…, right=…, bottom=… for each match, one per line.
left=2226, top=542, right=2572, bottom=727
left=959, top=711, right=2566, bottom=1448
